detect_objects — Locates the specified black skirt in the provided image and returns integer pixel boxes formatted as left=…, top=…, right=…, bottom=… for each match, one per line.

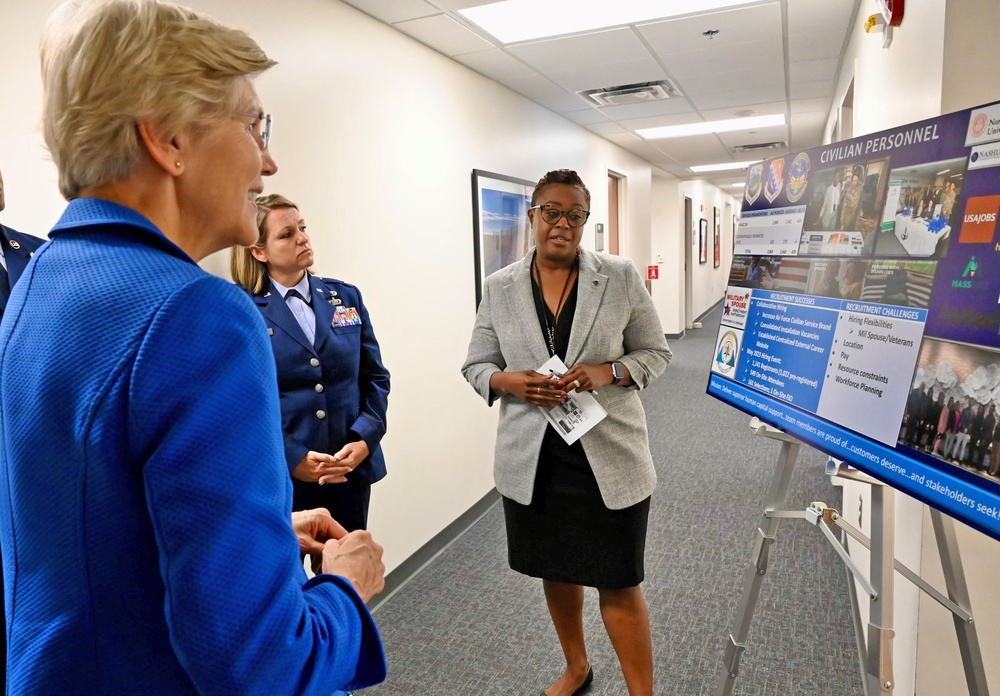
left=503, top=427, right=650, bottom=589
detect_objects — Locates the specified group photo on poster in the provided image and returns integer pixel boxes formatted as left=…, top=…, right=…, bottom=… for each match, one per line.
left=902, top=338, right=1000, bottom=482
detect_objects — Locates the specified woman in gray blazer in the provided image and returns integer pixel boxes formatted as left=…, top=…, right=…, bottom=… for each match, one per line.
left=463, top=170, right=671, bottom=696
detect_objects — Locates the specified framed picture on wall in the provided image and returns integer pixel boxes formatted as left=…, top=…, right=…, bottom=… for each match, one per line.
left=733, top=214, right=738, bottom=253
left=713, top=207, right=721, bottom=268
left=699, top=218, right=708, bottom=264
left=471, top=169, right=534, bottom=308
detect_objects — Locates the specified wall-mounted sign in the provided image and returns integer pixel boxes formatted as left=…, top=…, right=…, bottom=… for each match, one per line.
left=875, top=0, right=905, bottom=26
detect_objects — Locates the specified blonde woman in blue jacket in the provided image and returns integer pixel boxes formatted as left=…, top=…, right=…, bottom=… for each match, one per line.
left=0, top=2, right=386, bottom=692
left=232, top=194, right=390, bottom=532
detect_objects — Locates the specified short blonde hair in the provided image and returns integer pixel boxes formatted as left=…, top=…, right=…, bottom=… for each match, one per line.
left=41, top=0, right=276, bottom=200
left=230, top=194, right=298, bottom=294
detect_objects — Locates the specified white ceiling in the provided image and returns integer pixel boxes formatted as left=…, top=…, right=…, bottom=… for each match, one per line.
left=339, top=0, right=861, bottom=189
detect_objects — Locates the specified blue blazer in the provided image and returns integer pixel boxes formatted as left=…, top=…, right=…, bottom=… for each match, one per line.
left=251, top=275, right=390, bottom=487
left=0, top=199, right=385, bottom=695
left=0, top=224, right=45, bottom=315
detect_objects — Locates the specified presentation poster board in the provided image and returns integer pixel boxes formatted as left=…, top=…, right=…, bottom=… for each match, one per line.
left=708, top=100, right=1000, bottom=540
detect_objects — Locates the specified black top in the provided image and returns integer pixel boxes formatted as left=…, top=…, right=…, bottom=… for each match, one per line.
left=530, top=264, right=579, bottom=361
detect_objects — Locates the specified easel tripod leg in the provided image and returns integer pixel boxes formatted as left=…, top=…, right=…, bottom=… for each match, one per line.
left=718, top=438, right=800, bottom=696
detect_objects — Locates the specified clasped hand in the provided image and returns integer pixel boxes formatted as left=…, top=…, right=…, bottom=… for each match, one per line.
left=291, top=508, right=385, bottom=602
left=292, top=440, right=371, bottom=485
left=494, top=364, right=613, bottom=407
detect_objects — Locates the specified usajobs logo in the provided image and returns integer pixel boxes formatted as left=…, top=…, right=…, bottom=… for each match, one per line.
left=721, top=286, right=752, bottom=330
left=785, top=153, right=810, bottom=203
left=712, top=329, right=742, bottom=377
left=958, top=194, right=1000, bottom=244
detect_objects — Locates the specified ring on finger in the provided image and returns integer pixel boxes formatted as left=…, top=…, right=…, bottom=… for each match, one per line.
left=571, top=379, right=581, bottom=390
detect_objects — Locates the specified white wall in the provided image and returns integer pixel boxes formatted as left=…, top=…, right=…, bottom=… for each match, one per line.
left=679, top=180, right=737, bottom=322
left=0, top=0, right=675, bottom=574
left=827, top=2, right=1000, bottom=695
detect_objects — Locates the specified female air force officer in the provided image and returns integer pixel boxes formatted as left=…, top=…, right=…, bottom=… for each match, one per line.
left=232, top=194, right=390, bottom=531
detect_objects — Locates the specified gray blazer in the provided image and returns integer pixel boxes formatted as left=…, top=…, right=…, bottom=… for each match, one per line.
left=462, top=248, right=671, bottom=510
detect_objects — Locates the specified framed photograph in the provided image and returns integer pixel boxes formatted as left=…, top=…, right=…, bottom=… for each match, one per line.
left=699, top=218, right=708, bottom=264
left=713, top=206, right=721, bottom=268
left=472, top=169, right=534, bottom=308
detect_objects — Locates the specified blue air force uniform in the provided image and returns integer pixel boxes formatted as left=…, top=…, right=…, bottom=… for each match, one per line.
left=251, top=274, right=390, bottom=531
left=1, top=224, right=45, bottom=317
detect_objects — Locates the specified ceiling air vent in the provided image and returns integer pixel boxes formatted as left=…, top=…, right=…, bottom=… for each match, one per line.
left=732, top=141, right=787, bottom=154
left=580, top=80, right=679, bottom=108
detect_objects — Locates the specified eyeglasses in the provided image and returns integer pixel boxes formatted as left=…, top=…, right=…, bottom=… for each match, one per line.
left=235, top=111, right=273, bottom=149
left=530, top=204, right=591, bottom=228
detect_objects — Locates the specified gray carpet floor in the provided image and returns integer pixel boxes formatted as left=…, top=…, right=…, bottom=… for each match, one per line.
left=366, top=305, right=864, bottom=695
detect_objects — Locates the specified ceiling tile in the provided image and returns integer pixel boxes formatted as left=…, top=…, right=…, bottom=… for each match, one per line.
left=789, top=57, right=839, bottom=84
left=617, top=111, right=714, bottom=131
left=716, top=124, right=789, bottom=148
left=428, top=0, right=505, bottom=9
left=562, top=108, right=614, bottom=126
left=584, top=121, right=630, bottom=135
left=340, top=0, right=439, bottom=24
left=699, top=101, right=786, bottom=121
left=788, top=30, right=847, bottom=59
left=546, top=59, right=668, bottom=93
left=394, top=14, right=495, bottom=56
left=645, top=136, right=734, bottom=167
left=789, top=79, right=835, bottom=100
left=452, top=48, right=537, bottom=81
left=637, top=3, right=783, bottom=56
left=664, top=41, right=784, bottom=77
left=592, top=97, right=696, bottom=122
left=507, top=28, right=651, bottom=73
left=688, top=84, right=786, bottom=111
left=677, top=67, right=784, bottom=97
left=791, top=97, right=832, bottom=114
left=787, top=0, right=857, bottom=35
left=499, top=74, right=590, bottom=113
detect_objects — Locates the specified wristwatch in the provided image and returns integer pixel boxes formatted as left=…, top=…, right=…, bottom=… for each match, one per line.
left=610, top=361, right=625, bottom=385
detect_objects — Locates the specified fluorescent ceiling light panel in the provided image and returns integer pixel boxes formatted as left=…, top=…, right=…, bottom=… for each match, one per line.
left=459, top=0, right=760, bottom=44
left=638, top=114, right=785, bottom=140
left=732, top=182, right=746, bottom=187
left=689, top=160, right=762, bottom=173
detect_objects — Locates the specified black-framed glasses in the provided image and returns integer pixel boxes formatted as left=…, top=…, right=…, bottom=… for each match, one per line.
left=531, top=204, right=590, bottom=228
left=236, top=111, right=272, bottom=149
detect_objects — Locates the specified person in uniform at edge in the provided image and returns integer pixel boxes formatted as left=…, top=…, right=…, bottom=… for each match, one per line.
left=231, top=194, right=390, bottom=532
left=462, top=170, right=671, bottom=696
left=0, top=166, right=45, bottom=683
left=0, top=1, right=386, bottom=693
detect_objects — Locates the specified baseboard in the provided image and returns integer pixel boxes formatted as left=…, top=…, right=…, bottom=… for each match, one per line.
left=665, top=330, right=685, bottom=340
left=695, top=297, right=725, bottom=324
left=368, top=488, right=501, bottom=613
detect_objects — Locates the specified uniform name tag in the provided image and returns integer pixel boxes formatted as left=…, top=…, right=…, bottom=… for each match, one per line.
left=332, top=306, right=362, bottom=328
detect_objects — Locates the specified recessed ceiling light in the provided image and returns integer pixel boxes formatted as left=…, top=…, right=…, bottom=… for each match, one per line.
left=732, top=182, right=746, bottom=187
left=637, top=114, right=785, bottom=140
left=689, top=160, right=762, bottom=173
left=459, top=0, right=761, bottom=44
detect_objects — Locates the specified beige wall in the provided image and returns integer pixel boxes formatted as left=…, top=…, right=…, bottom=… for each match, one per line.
left=0, top=0, right=687, bottom=574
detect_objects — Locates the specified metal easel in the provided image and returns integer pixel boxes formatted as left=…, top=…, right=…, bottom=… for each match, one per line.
left=717, top=417, right=989, bottom=696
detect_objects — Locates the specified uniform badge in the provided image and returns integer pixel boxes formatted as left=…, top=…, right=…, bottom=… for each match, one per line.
left=745, top=163, right=763, bottom=205
left=9, top=240, right=20, bottom=250
left=785, top=153, right=810, bottom=203
left=764, top=157, right=785, bottom=203
left=267, top=327, right=274, bottom=336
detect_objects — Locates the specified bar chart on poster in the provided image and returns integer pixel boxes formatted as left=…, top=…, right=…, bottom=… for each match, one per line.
left=709, top=99, right=1000, bottom=540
